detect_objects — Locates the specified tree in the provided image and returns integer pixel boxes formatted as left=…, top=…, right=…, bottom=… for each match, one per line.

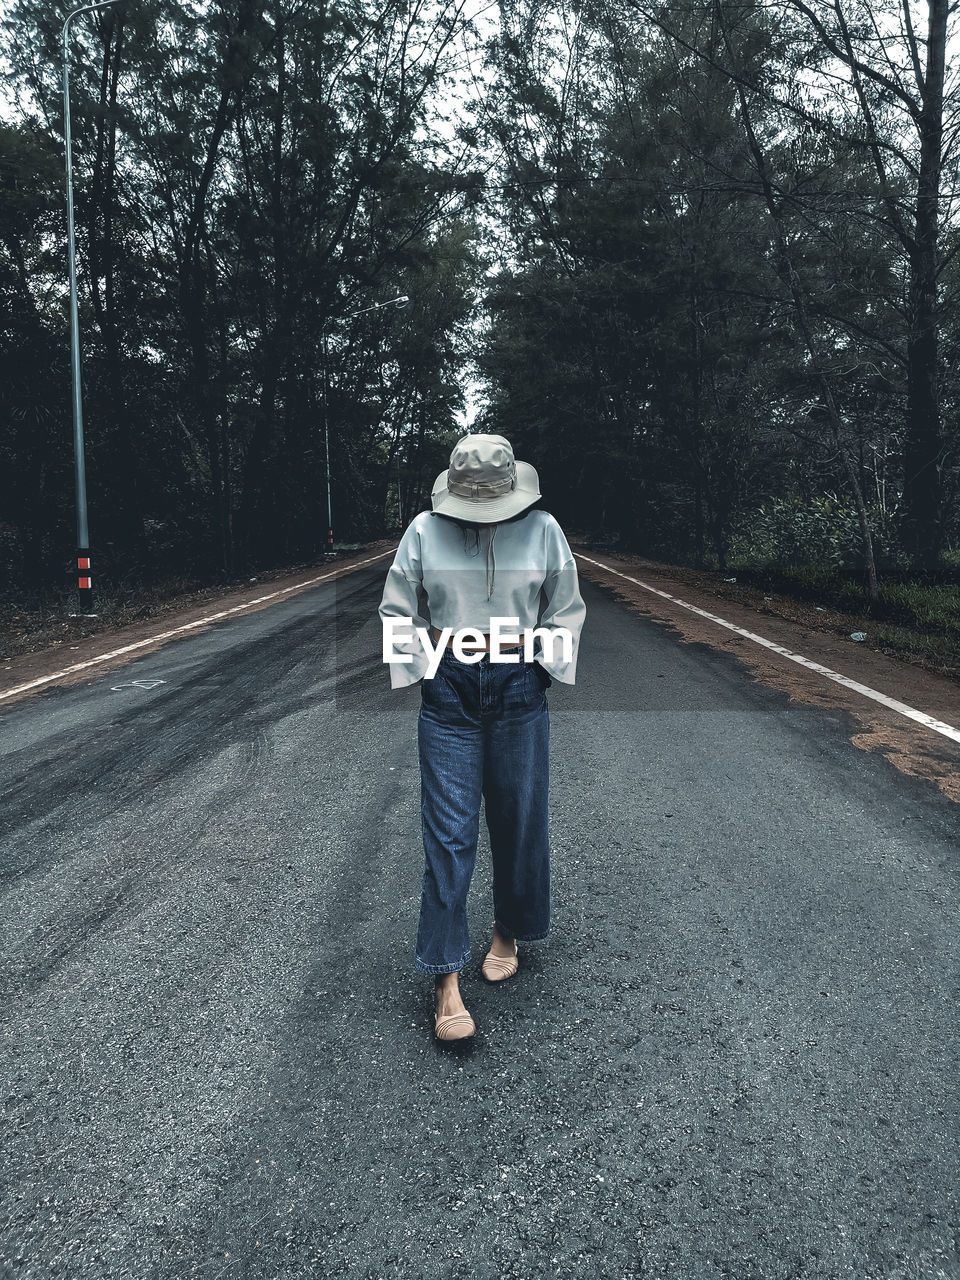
left=0, top=0, right=488, bottom=593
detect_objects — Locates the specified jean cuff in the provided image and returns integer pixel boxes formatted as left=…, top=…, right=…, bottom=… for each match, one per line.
left=494, top=919, right=550, bottom=942
left=415, top=948, right=472, bottom=975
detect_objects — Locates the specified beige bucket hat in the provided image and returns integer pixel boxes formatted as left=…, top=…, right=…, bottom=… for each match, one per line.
left=431, top=433, right=541, bottom=523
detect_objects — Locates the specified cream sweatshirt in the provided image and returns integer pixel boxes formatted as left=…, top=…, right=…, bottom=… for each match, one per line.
left=377, top=508, right=586, bottom=688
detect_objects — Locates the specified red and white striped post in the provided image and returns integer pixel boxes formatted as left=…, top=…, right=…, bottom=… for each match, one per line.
left=77, top=550, right=93, bottom=611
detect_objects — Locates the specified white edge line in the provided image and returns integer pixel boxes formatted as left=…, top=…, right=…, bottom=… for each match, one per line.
left=576, top=552, right=960, bottom=747
left=0, top=549, right=397, bottom=705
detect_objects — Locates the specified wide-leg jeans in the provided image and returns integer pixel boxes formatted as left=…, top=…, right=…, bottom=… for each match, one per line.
left=415, top=647, right=551, bottom=975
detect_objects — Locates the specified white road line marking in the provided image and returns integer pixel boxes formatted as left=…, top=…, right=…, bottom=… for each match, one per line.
left=576, top=552, right=960, bottom=747
left=0, top=549, right=396, bottom=705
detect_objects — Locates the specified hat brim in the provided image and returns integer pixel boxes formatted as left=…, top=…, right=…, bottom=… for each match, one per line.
left=431, top=461, right=541, bottom=523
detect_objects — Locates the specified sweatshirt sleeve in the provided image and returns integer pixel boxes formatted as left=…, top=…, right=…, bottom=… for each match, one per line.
left=534, top=518, right=586, bottom=685
left=377, top=521, right=433, bottom=688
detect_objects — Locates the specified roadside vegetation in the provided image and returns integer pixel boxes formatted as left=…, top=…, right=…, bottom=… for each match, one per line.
left=726, top=563, right=960, bottom=676
left=727, top=499, right=960, bottom=673
left=582, top=494, right=960, bottom=678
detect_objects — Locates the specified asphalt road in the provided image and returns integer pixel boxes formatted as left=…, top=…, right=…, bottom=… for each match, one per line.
left=2, top=559, right=958, bottom=1280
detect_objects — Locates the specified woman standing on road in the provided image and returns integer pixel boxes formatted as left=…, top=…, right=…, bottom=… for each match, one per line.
left=378, top=433, right=586, bottom=1042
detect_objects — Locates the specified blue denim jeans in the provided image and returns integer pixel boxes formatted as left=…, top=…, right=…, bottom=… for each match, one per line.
left=415, top=647, right=551, bottom=975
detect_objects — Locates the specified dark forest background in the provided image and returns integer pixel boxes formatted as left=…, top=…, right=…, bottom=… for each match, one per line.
left=1, top=0, right=959, bottom=607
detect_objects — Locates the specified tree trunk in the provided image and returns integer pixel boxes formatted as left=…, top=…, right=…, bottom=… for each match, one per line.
left=903, top=0, right=947, bottom=573
left=717, top=12, right=881, bottom=599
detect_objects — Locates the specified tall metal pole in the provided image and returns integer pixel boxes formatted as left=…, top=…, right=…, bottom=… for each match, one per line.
left=62, top=0, right=121, bottom=613
left=322, top=331, right=332, bottom=555
left=321, top=294, right=408, bottom=556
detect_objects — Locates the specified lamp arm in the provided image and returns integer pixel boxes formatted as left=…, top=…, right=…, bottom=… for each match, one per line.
left=62, top=0, right=122, bottom=41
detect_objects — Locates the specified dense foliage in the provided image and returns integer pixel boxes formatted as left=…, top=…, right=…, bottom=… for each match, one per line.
left=475, top=0, right=960, bottom=582
left=1, top=0, right=486, bottom=592
left=0, top=0, right=958, bottom=600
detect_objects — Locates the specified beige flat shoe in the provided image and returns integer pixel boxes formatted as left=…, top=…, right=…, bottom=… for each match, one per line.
left=435, top=1009, right=476, bottom=1041
left=482, top=940, right=519, bottom=982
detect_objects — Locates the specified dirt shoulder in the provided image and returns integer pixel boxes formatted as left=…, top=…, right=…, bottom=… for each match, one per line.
left=0, top=541, right=397, bottom=705
left=571, top=543, right=960, bottom=804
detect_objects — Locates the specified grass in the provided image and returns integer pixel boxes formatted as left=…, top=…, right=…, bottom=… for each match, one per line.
left=725, top=562, right=960, bottom=672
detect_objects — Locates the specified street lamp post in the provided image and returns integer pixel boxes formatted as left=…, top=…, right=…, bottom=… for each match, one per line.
left=321, top=294, right=408, bottom=555
left=321, top=329, right=332, bottom=553
left=63, top=0, right=122, bottom=615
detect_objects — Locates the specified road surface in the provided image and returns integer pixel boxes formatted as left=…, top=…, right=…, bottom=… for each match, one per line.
left=2, top=553, right=958, bottom=1279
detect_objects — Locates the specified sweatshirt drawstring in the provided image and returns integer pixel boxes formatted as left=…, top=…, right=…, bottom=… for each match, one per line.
left=486, top=524, right=497, bottom=600
left=459, top=522, right=497, bottom=599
